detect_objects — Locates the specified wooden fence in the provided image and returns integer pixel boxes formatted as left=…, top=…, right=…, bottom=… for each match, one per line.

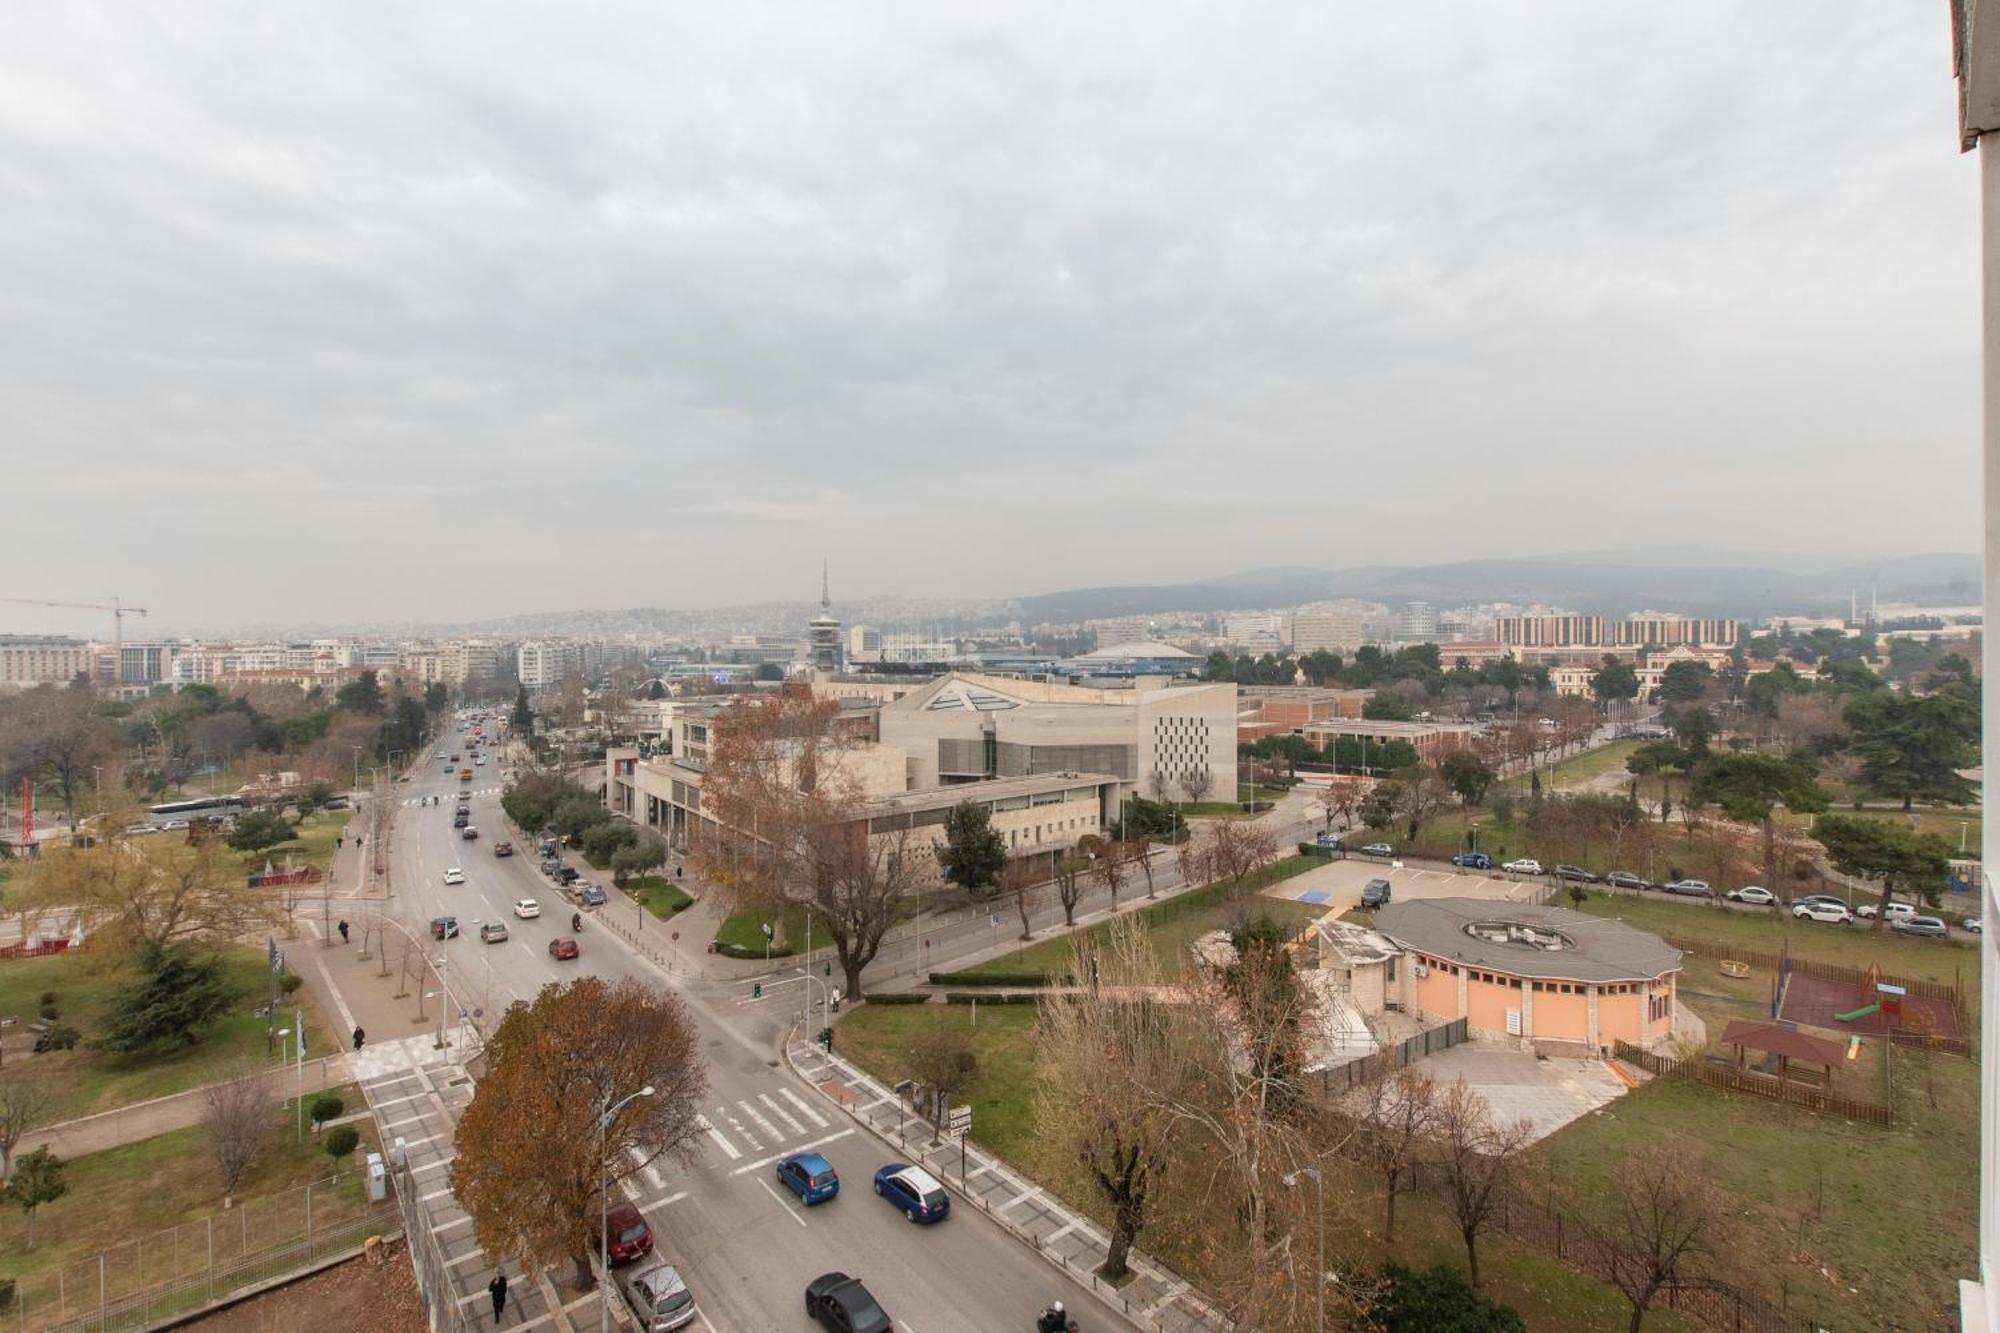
left=1659, top=936, right=1964, bottom=1006
left=1615, top=1042, right=1895, bottom=1127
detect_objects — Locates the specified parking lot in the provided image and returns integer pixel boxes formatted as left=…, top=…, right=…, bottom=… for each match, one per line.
left=1260, top=855, right=1554, bottom=916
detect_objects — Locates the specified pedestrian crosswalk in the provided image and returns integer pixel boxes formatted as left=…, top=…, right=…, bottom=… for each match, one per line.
left=688, top=1088, right=832, bottom=1171
left=400, top=786, right=501, bottom=806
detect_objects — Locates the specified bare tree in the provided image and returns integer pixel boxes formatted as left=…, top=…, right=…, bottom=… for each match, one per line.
left=0, top=687, right=114, bottom=823
left=908, top=1016, right=978, bottom=1146
left=1121, top=837, right=1159, bottom=900
left=202, top=1070, right=275, bottom=1205
left=1430, top=1078, right=1533, bottom=1288
left=21, top=812, right=279, bottom=953
left=1394, top=764, right=1452, bottom=841
left=1198, top=820, right=1280, bottom=915
left=998, top=855, right=1045, bottom=940
left=1091, top=838, right=1129, bottom=913
left=1313, top=783, right=1352, bottom=833
left=1587, top=1147, right=1726, bottom=1333
left=0, top=1070, right=54, bottom=1181
left=1181, top=765, right=1215, bottom=806
left=1358, top=1064, right=1438, bottom=1242
left=1053, top=850, right=1089, bottom=927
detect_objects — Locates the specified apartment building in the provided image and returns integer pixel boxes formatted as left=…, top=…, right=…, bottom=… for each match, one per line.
left=517, top=640, right=579, bottom=690
left=0, top=636, right=94, bottom=690
left=1291, top=605, right=1365, bottom=655
left=1496, top=614, right=1739, bottom=650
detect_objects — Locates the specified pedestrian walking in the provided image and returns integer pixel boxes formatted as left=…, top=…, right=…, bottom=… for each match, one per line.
left=338, top=919, right=350, bottom=944
left=335, top=834, right=344, bottom=849
left=488, top=1272, right=508, bottom=1322
left=352, top=1026, right=365, bottom=1051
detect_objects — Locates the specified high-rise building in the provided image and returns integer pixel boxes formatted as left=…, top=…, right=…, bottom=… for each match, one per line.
left=848, top=625, right=882, bottom=657
left=1399, top=601, right=1438, bottom=640
left=809, top=565, right=843, bottom=673
left=1291, top=606, right=1364, bottom=655
left=517, top=640, right=580, bottom=689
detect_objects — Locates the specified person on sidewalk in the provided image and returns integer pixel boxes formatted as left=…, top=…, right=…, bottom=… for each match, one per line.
left=488, top=1272, right=508, bottom=1322
left=338, top=920, right=350, bottom=944
left=352, top=1026, right=365, bottom=1051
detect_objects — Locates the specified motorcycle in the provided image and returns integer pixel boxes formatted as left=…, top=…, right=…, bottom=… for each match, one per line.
left=1034, top=1312, right=1078, bottom=1333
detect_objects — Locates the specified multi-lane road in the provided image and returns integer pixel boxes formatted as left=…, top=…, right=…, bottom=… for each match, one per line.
left=369, top=719, right=1130, bottom=1333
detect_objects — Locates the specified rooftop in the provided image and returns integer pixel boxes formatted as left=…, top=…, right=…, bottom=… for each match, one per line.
left=1371, top=898, right=1681, bottom=983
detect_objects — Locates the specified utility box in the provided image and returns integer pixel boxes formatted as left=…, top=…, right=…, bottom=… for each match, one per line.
left=366, top=1152, right=387, bottom=1203
left=391, top=1136, right=407, bottom=1168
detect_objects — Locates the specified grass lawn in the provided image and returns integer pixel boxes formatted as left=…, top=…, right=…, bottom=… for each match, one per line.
left=956, top=856, right=1324, bottom=980
left=232, top=809, right=351, bottom=877
left=714, top=905, right=811, bottom=957
left=625, top=876, right=693, bottom=919
left=0, top=947, right=341, bottom=1121
left=834, top=1005, right=1043, bottom=1164
left=0, top=1083, right=381, bottom=1298
left=1178, top=801, right=1255, bottom=818
left=1521, top=739, right=1644, bottom=792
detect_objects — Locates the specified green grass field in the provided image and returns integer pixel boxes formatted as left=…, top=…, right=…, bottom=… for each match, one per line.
left=0, top=947, right=340, bottom=1121
left=714, top=905, right=811, bottom=956
left=625, top=876, right=693, bottom=918
left=834, top=1005, right=1043, bottom=1164
left=231, top=808, right=351, bottom=877
left=956, top=855, right=1324, bottom=980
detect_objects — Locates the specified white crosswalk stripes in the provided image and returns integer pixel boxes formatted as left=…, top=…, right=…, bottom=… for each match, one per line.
left=778, top=1087, right=829, bottom=1128
left=695, top=1114, right=742, bottom=1161
left=738, top=1098, right=783, bottom=1144
left=759, top=1093, right=806, bottom=1136
left=687, top=1081, right=842, bottom=1167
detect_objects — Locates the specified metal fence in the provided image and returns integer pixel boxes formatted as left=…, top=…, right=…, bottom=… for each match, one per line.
left=392, top=1156, right=472, bottom=1333
left=6, top=1176, right=397, bottom=1333
left=1317, top=1017, right=1469, bottom=1093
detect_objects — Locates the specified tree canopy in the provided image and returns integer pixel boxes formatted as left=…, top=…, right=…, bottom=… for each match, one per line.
left=936, top=801, right=1007, bottom=896
left=1845, top=685, right=1979, bottom=811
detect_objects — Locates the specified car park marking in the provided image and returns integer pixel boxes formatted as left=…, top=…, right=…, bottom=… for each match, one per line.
left=756, top=1177, right=809, bottom=1228
left=777, top=1087, right=829, bottom=1128
left=728, top=1128, right=854, bottom=1177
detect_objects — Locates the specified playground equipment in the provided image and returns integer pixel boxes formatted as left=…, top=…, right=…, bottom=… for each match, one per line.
left=1718, top=959, right=1750, bottom=979
left=1835, top=1002, right=1881, bottom=1023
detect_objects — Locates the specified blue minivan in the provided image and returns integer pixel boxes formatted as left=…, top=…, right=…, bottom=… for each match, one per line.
left=776, top=1152, right=840, bottom=1205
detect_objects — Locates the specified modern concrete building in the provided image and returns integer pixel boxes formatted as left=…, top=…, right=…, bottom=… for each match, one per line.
left=1496, top=614, right=1739, bottom=650
left=1373, top=898, right=1682, bottom=1056
left=1299, top=717, right=1479, bottom=765
left=875, top=670, right=1238, bottom=807
left=1291, top=605, right=1365, bottom=655
left=1064, top=641, right=1203, bottom=677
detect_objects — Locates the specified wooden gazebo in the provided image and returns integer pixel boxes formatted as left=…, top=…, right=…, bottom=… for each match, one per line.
left=1720, top=1020, right=1845, bottom=1091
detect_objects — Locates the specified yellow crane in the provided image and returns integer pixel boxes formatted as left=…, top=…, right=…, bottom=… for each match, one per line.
left=0, top=596, right=149, bottom=683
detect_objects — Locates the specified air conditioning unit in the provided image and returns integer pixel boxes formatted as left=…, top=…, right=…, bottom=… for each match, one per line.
left=1413, top=962, right=1429, bottom=978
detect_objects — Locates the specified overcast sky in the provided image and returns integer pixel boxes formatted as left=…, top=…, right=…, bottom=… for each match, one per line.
left=0, top=4, right=1978, bottom=634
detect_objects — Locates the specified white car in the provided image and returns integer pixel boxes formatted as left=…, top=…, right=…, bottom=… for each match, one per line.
left=513, top=898, right=542, bottom=919
left=1964, top=917, right=1984, bottom=934
left=1726, top=886, right=1776, bottom=906
left=1855, top=901, right=1916, bottom=921
left=1501, top=858, right=1544, bottom=876
left=1793, top=900, right=1853, bottom=925
left=442, top=867, right=466, bottom=886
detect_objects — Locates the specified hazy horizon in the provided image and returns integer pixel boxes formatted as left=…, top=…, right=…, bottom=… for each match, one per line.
left=2, top=5, right=1979, bottom=633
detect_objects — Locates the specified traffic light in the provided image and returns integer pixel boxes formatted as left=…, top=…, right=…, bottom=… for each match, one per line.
left=752, top=983, right=762, bottom=1000
left=817, top=1027, right=833, bottom=1052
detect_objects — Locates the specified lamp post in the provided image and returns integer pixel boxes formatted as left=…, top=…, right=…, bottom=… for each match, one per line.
left=600, top=1085, right=655, bottom=1333
left=1282, top=1167, right=1325, bottom=1333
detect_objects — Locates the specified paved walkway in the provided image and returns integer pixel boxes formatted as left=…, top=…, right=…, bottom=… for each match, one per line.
left=785, top=1033, right=1229, bottom=1333
left=22, top=1056, right=354, bottom=1161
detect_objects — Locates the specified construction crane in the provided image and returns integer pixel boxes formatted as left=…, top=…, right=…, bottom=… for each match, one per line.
left=0, top=597, right=149, bottom=684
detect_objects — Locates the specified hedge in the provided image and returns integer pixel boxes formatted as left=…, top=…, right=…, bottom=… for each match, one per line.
left=927, top=970, right=1059, bottom=988
left=715, top=942, right=795, bottom=960
left=944, top=991, right=1041, bottom=1005
left=1297, top=842, right=1334, bottom=858
left=861, top=992, right=933, bottom=1006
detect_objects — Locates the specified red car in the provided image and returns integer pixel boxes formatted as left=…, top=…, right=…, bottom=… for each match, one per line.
left=602, top=1201, right=654, bottom=1265
left=549, top=937, right=580, bottom=960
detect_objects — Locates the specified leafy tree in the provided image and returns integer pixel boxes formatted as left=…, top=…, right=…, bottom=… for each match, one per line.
left=1590, top=655, right=1640, bottom=705
left=1846, top=686, right=1979, bottom=811
left=1814, top=814, right=1951, bottom=925
left=2, top=1148, right=66, bottom=1248
left=225, top=808, right=296, bottom=854
left=610, top=829, right=669, bottom=885
left=423, top=681, right=449, bottom=713
left=309, top=1094, right=345, bottom=1131
left=1363, top=694, right=1414, bottom=722
left=752, top=662, right=786, bottom=682
left=1667, top=705, right=1716, bottom=758
left=581, top=820, right=638, bottom=865
left=510, top=683, right=534, bottom=731
left=323, top=1125, right=360, bottom=1170
left=1359, top=780, right=1402, bottom=831
left=1203, top=649, right=1235, bottom=681
left=1440, top=750, right=1497, bottom=805
left=1299, top=649, right=1343, bottom=685
left=99, top=944, right=240, bottom=1052
left=449, top=977, right=706, bottom=1291
left=549, top=792, right=612, bottom=844
left=1624, top=741, right=1687, bottom=825
left=1743, top=662, right=1810, bottom=718
left=375, top=695, right=429, bottom=760
left=334, top=671, right=385, bottom=715
left=1686, top=752, right=1827, bottom=890
left=289, top=782, right=336, bottom=823
left=935, top=801, right=1008, bottom=896
left=1655, top=659, right=1715, bottom=703
left=1116, top=795, right=1184, bottom=841
left=1248, top=732, right=1318, bottom=776
left=644, top=678, right=666, bottom=700
left=1370, top=1262, right=1525, bottom=1333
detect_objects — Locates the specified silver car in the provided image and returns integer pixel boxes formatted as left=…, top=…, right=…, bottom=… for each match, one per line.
left=1891, top=915, right=1950, bottom=938
left=618, top=1260, right=698, bottom=1331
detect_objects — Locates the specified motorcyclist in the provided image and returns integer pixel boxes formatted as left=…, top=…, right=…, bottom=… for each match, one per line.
left=1036, top=1300, right=1068, bottom=1333
left=571, top=912, right=582, bottom=933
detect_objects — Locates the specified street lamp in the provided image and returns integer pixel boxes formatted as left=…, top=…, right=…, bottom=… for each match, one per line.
left=600, top=1085, right=655, bottom=1333
left=1282, top=1167, right=1325, bottom=1333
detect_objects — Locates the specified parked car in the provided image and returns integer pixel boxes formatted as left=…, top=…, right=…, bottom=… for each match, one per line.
left=601, top=1201, right=654, bottom=1265
left=1360, top=842, right=1394, bottom=858
left=1964, top=917, right=1983, bottom=934
left=1502, top=858, right=1544, bottom=876
left=873, top=1163, right=950, bottom=1223
left=557, top=865, right=581, bottom=885
left=1450, top=852, right=1492, bottom=870
left=1856, top=901, right=1917, bottom=921
left=804, top=1273, right=890, bottom=1333
left=442, top=867, right=465, bottom=885
left=578, top=884, right=608, bottom=907
left=1726, top=886, right=1777, bottom=906
left=775, top=1152, right=840, bottom=1204
left=1792, top=894, right=1848, bottom=913
left=1315, top=833, right=1343, bottom=851
left=1793, top=900, right=1853, bottom=924
left=1605, top=871, right=1648, bottom=891
left=1662, top=879, right=1712, bottom=898
left=1892, top=915, right=1950, bottom=938
left=549, top=936, right=581, bottom=960
left=478, top=922, right=509, bottom=944
left=513, top=898, right=541, bottom=919
left=618, top=1260, right=698, bottom=1332
left=1360, top=878, right=1392, bottom=909
left=493, top=841, right=513, bottom=857
left=1552, top=864, right=1596, bottom=883
left=429, top=916, right=459, bottom=940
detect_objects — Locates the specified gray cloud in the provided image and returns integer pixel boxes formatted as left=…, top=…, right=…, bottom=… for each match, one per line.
left=0, top=2, right=1976, bottom=631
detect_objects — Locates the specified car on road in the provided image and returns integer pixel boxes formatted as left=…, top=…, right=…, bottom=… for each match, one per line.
left=1726, top=886, right=1777, bottom=906
left=618, top=1259, right=698, bottom=1331
left=1661, top=879, right=1712, bottom=898
left=804, top=1272, right=890, bottom=1333
left=478, top=922, right=509, bottom=944
left=1892, top=915, right=1950, bottom=938
left=578, top=884, right=607, bottom=907
left=513, top=898, right=541, bottom=919
left=1856, top=901, right=1917, bottom=922
left=493, top=841, right=513, bottom=857
left=453, top=813, right=469, bottom=829
left=1792, top=894, right=1848, bottom=913
left=1502, top=858, right=1544, bottom=876
left=449, top=754, right=460, bottom=763
left=1360, top=842, right=1394, bottom=858
left=601, top=1201, right=654, bottom=1265
left=1552, top=864, right=1596, bottom=883
left=429, top=916, right=459, bottom=940
left=1793, top=900, right=1853, bottom=924
left=1450, top=852, right=1492, bottom=870
left=475, top=755, right=485, bottom=766
left=776, top=1152, right=840, bottom=1204
left=1965, top=917, right=1984, bottom=934
left=1360, top=878, right=1392, bottom=909
left=461, top=826, right=478, bottom=840
left=873, top=1162, right=950, bottom=1223
left=442, top=867, right=465, bottom=885
left=1606, top=871, right=1648, bottom=891
left=549, top=936, right=580, bottom=960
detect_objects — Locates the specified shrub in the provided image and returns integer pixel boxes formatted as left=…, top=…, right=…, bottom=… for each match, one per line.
left=37, top=1003, right=58, bottom=1022
left=278, top=972, right=304, bottom=995
left=926, top=971, right=1058, bottom=988
left=862, top=993, right=933, bottom=1006
left=310, top=1094, right=345, bottom=1130
left=323, top=1125, right=360, bottom=1167
left=715, top=942, right=793, bottom=960
left=1298, top=842, right=1334, bottom=858
left=944, top=992, right=1039, bottom=1005
left=40, top=1024, right=79, bottom=1051
left=38, top=991, right=57, bottom=1008
left=0, top=1277, right=15, bottom=1312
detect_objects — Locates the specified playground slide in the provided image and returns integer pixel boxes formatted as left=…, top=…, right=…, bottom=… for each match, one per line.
left=1834, top=1002, right=1881, bottom=1023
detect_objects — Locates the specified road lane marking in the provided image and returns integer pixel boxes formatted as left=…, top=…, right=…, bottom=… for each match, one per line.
left=695, top=1116, right=741, bottom=1161
left=719, top=1105, right=761, bottom=1149
left=756, top=1177, right=808, bottom=1228
left=729, top=1128, right=853, bottom=1177
left=778, top=1087, right=829, bottom=1128
left=760, top=1093, right=805, bottom=1135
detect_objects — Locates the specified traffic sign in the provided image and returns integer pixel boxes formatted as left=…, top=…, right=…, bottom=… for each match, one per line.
left=948, top=1105, right=972, bottom=1137
left=671, top=930, right=680, bottom=941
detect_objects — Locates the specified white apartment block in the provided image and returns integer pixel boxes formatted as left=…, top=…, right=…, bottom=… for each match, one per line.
left=441, top=640, right=502, bottom=686
left=518, top=640, right=579, bottom=689
left=1291, top=605, right=1365, bottom=655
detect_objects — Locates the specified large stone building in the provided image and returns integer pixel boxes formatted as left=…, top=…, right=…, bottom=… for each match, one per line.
left=0, top=636, right=94, bottom=690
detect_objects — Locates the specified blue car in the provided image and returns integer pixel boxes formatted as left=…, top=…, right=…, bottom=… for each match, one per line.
left=775, top=1152, right=840, bottom=1205
left=873, top=1163, right=950, bottom=1223
left=578, top=884, right=607, bottom=907
left=1451, top=852, right=1492, bottom=870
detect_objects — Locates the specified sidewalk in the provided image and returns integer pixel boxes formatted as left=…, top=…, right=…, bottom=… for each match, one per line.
left=784, top=1033, right=1229, bottom=1333
left=22, top=1055, right=354, bottom=1161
